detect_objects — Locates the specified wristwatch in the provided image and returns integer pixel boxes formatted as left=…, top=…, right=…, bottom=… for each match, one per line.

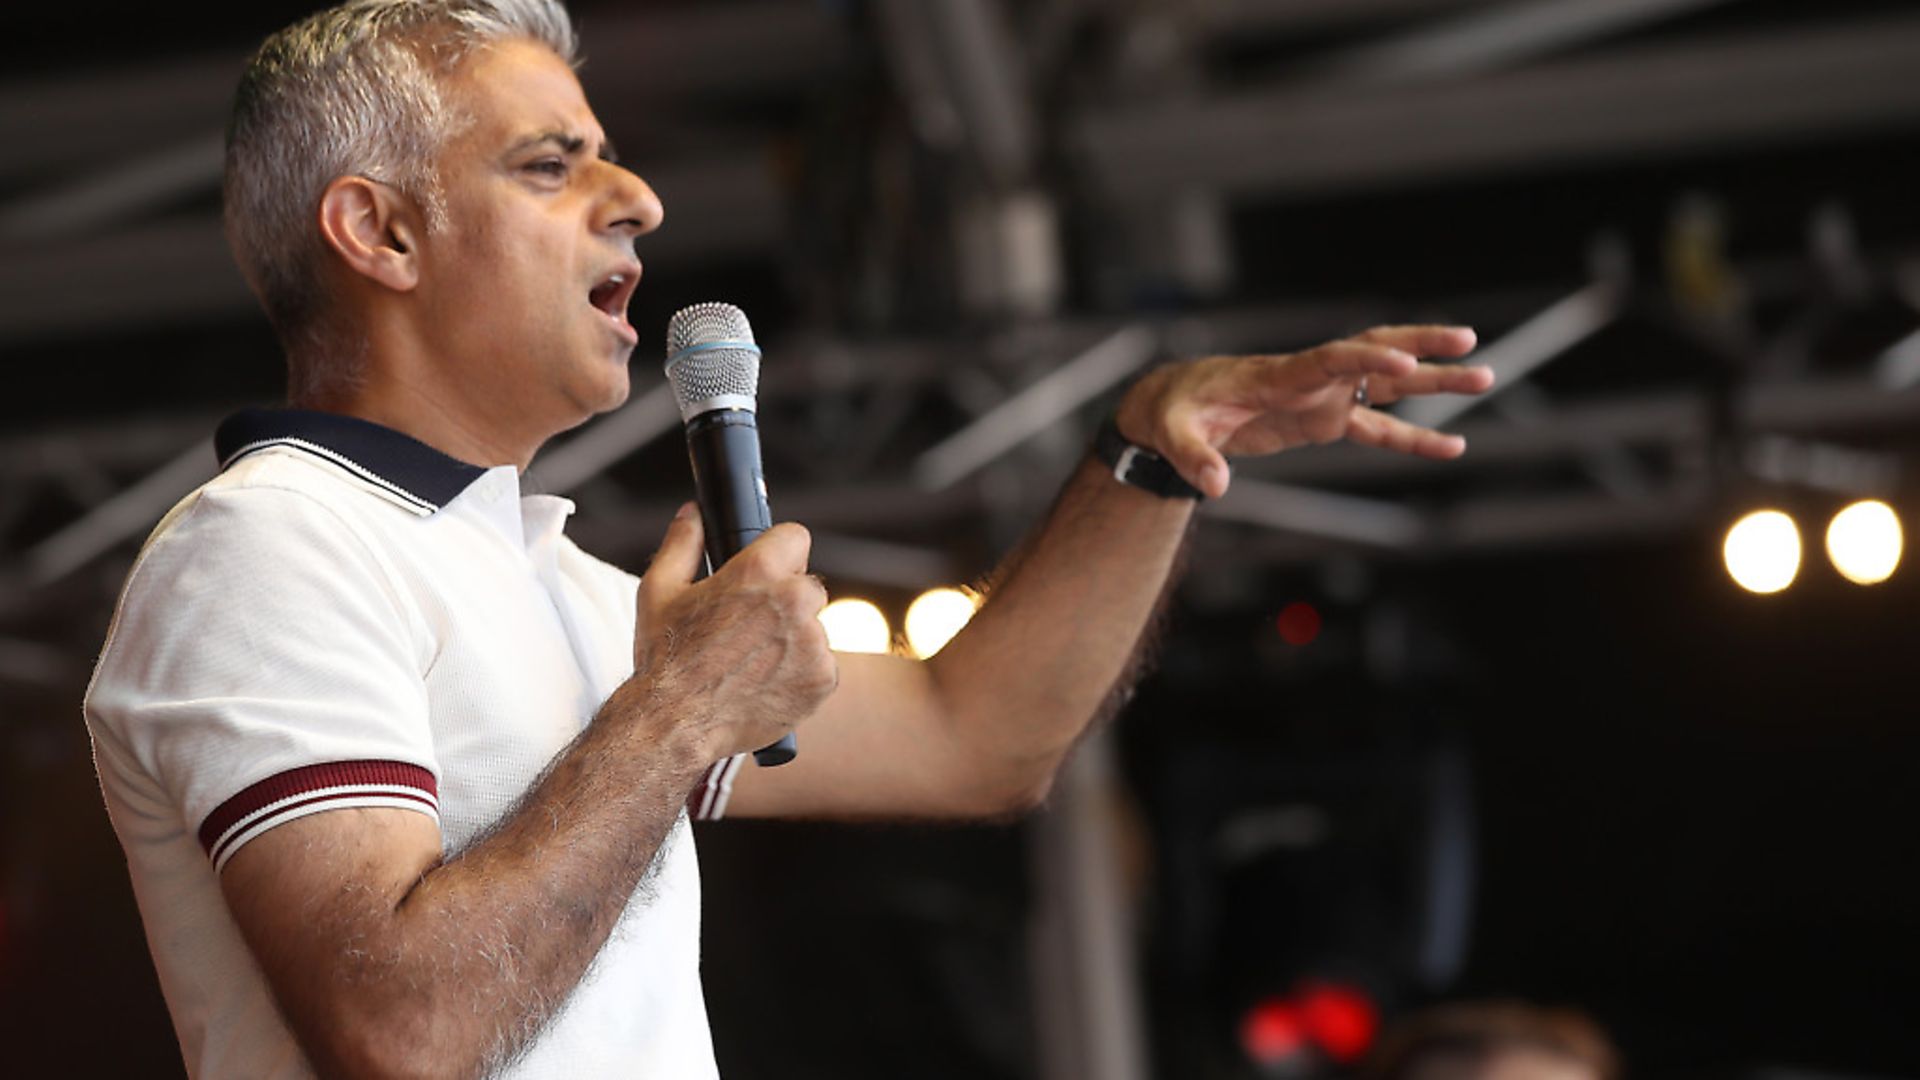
left=1092, top=418, right=1207, bottom=500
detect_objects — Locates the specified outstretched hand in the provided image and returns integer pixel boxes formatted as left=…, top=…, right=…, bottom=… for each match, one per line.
left=1113, top=325, right=1493, bottom=498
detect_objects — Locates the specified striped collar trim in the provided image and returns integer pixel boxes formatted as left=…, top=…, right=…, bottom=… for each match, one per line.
left=214, top=408, right=489, bottom=516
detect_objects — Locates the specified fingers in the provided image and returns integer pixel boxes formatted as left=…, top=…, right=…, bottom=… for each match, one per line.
left=1364, top=360, right=1496, bottom=405
left=624, top=511, right=839, bottom=757
left=1306, top=326, right=1480, bottom=383
left=1159, top=402, right=1234, bottom=498
left=788, top=571, right=831, bottom=621
left=1117, top=325, right=1483, bottom=482
left=733, top=521, right=813, bottom=578
left=637, top=502, right=706, bottom=611
left=1302, top=341, right=1420, bottom=383
left=1358, top=324, right=1478, bottom=360
left=1346, top=407, right=1468, bottom=460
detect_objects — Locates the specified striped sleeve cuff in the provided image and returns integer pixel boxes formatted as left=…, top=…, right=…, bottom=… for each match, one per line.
left=688, top=754, right=747, bottom=821
left=199, top=760, right=439, bottom=873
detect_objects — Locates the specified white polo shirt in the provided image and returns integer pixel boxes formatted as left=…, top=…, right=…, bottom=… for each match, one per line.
left=85, top=408, right=745, bottom=1079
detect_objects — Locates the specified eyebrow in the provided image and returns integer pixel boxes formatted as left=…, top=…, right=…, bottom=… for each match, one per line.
left=506, top=130, right=619, bottom=164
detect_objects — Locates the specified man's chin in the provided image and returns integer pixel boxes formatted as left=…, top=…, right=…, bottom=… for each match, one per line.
left=600, top=381, right=633, bottom=415
left=562, top=372, right=634, bottom=430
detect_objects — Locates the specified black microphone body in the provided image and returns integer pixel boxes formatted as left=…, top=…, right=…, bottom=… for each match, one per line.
left=685, top=409, right=772, bottom=566
left=666, top=303, right=797, bottom=768
left=684, top=409, right=794, bottom=767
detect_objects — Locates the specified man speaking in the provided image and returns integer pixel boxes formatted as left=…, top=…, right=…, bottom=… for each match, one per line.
left=83, top=1, right=1492, bottom=1076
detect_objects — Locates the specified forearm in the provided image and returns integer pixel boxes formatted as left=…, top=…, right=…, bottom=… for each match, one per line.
left=237, top=673, right=714, bottom=1079
left=727, top=329, right=1491, bottom=823
left=922, top=454, right=1194, bottom=806
left=922, top=326, right=1485, bottom=787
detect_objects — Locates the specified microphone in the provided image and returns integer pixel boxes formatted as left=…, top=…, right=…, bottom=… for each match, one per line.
left=663, top=302, right=796, bottom=767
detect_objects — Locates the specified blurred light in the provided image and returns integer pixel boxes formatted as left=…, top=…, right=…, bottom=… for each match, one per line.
left=1826, top=499, right=1902, bottom=585
left=1723, top=509, right=1800, bottom=594
left=905, top=587, right=980, bottom=659
left=819, top=598, right=891, bottom=654
left=1274, top=601, right=1322, bottom=646
left=1297, top=983, right=1378, bottom=1065
left=1239, top=998, right=1308, bottom=1066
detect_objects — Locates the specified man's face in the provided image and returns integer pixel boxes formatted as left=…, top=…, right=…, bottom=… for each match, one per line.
left=412, top=37, right=662, bottom=443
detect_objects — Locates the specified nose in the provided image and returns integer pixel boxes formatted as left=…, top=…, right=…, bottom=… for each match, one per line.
left=600, top=163, right=663, bottom=239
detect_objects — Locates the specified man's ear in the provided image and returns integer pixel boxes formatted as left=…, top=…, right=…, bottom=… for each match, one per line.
left=316, top=176, right=423, bottom=294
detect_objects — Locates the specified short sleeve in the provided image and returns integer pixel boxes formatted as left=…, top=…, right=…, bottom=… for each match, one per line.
left=86, top=484, right=440, bottom=871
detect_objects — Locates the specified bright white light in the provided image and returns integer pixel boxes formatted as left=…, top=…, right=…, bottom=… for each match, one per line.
left=1826, top=500, right=1902, bottom=585
left=905, top=587, right=981, bottom=659
left=819, top=598, right=892, bottom=654
left=1723, top=509, right=1801, bottom=594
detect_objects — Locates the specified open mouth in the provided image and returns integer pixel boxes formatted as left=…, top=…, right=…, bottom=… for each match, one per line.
left=587, top=267, right=641, bottom=342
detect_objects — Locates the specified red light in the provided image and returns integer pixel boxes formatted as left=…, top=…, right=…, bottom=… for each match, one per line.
left=1275, top=602, right=1322, bottom=646
left=1240, top=998, right=1308, bottom=1064
left=1297, top=983, right=1378, bottom=1064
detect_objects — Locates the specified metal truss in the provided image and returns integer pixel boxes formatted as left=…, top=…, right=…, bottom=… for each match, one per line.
left=7, top=0, right=1920, bottom=643
left=1077, top=11, right=1920, bottom=200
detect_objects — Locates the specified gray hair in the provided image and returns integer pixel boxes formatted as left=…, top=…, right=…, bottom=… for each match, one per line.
left=223, top=0, right=578, bottom=400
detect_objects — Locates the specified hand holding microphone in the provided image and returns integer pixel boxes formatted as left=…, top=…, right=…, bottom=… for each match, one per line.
left=662, top=303, right=812, bottom=766
left=631, top=508, right=830, bottom=769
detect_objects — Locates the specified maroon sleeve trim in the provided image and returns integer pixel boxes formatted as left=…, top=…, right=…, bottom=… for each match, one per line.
left=688, top=754, right=746, bottom=821
left=198, top=759, right=438, bottom=866
left=687, top=760, right=721, bottom=820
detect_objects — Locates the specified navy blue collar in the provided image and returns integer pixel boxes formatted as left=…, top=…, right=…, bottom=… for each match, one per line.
left=215, top=408, right=490, bottom=515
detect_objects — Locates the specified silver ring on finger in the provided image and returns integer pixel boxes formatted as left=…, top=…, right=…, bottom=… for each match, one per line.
left=1352, top=378, right=1370, bottom=408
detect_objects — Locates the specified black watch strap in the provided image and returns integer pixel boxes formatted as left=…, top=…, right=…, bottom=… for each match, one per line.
left=1093, top=419, right=1207, bottom=500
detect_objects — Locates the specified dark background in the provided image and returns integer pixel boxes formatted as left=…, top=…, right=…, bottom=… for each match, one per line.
left=5, top=1, right=1920, bottom=1077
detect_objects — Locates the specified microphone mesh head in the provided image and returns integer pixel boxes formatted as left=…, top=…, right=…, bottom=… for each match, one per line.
left=664, top=302, right=760, bottom=420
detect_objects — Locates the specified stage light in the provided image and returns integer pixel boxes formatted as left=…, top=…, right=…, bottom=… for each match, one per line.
left=1275, top=601, right=1322, bottom=646
left=905, top=587, right=980, bottom=659
left=1826, top=499, right=1902, bottom=585
left=1239, top=998, right=1308, bottom=1066
left=819, top=598, right=891, bottom=654
left=1296, top=983, right=1378, bottom=1065
left=1723, top=509, right=1800, bottom=594
left=1240, top=983, right=1379, bottom=1068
